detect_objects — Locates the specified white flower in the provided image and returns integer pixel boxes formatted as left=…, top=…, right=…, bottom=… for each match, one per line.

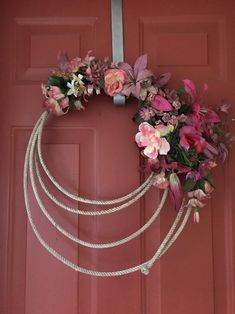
left=67, top=74, right=85, bottom=97
left=74, top=100, right=85, bottom=111
left=41, top=83, right=48, bottom=97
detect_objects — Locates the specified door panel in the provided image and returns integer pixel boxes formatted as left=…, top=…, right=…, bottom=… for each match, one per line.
left=1, top=1, right=234, bottom=314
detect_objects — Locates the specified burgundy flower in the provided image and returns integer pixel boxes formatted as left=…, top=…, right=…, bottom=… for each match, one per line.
left=179, top=126, right=206, bottom=153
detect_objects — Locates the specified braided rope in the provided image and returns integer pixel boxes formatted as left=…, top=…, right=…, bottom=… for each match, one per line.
left=36, top=112, right=154, bottom=205
left=23, top=113, right=192, bottom=276
left=34, top=154, right=153, bottom=216
left=29, top=137, right=168, bottom=248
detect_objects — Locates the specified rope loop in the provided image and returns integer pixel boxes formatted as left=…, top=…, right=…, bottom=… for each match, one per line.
left=23, top=112, right=191, bottom=276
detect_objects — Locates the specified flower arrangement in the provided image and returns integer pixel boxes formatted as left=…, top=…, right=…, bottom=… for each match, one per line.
left=41, top=51, right=233, bottom=223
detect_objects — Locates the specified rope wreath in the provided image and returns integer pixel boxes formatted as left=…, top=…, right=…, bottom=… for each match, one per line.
left=23, top=52, right=231, bottom=276
left=24, top=112, right=191, bottom=276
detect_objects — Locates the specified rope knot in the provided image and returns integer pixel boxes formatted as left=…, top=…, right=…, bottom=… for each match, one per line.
left=140, top=264, right=150, bottom=275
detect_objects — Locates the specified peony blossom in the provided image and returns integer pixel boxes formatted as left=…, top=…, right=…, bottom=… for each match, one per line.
left=135, top=122, right=170, bottom=159
left=104, top=69, right=127, bottom=96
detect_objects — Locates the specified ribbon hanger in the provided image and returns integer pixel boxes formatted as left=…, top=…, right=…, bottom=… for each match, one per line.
left=111, top=0, right=126, bottom=105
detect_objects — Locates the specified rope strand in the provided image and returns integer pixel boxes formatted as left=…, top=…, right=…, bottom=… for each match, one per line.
left=23, top=112, right=191, bottom=276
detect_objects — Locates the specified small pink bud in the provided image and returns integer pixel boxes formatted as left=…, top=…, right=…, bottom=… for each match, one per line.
left=204, top=181, right=214, bottom=194
left=193, top=211, right=200, bottom=223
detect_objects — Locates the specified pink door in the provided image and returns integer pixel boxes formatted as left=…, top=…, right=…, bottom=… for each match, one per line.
left=1, top=1, right=235, bottom=313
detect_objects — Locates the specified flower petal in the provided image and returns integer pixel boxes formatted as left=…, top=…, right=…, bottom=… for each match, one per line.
left=144, top=145, right=158, bottom=159
left=150, top=95, right=173, bottom=111
left=134, top=54, right=148, bottom=78
left=159, top=138, right=170, bottom=155
left=182, top=79, right=196, bottom=102
left=169, top=173, right=183, bottom=211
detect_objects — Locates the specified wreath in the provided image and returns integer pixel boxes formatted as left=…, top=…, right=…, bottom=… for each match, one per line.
left=41, top=51, right=232, bottom=221
left=23, top=51, right=233, bottom=276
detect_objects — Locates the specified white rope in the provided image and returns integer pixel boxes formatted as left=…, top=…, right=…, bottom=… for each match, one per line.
left=34, top=154, right=153, bottom=215
left=36, top=112, right=154, bottom=205
left=29, top=137, right=168, bottom=248
left=23, top=112, right=191, bottom=276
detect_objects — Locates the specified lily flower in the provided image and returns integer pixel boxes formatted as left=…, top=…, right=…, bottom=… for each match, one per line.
left=118, top=54, right=153, bottom=99
left=67, top=74, right=85, bottom=97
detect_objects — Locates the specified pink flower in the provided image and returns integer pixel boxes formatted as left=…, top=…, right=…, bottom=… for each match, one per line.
left=187, top=198, right=205, bottom=208
left=104, top=69, right=127, bottom=96
left=169, top=172, right=183, bottom=211
left=43, top=97, right=69, bottom=116
left=182, top=79, right=208, bottom=103
left=47, top=86, right=64, bottom=100
left=68, top=57, right=82, bottom=72
left=186, top=170, right=203, bottom=181
left=74, top=99, right=85, bottom=111
left=135, top=122, right=170, bottom=159
left=139, top=107, right=156, bottom=120
left=152, top=172, right=169, bottom=189
left=193, top=211, right=200, bottom=223
left=219, top=102, right=230, bottom=113
left=41, top=83, right=48, bottom=97
left=200, top=160, right=217, bottom=170
left=204, top=181, right=214, bottom=194
left=204, top=109, right=220, bottom=123
left=179, top=125, right=206, bottom=153
left=150, top=95, right=173, bottom=111
left=118, top=54, right=152, bottom=98
left=188, top=189, right=207, bottom=200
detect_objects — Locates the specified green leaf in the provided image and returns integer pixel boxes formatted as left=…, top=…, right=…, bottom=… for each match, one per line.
left=184, top=179, right=196, bottom=192
left=204, top=174, right=214, bottom=186
left=68, top=96, right=77, bottom=110
left=48, top=76, right=66, bottom=88
left=138, top=99, right=150, bottom=108
left=99, top=75, right=104, bottom=89
left=178, top=104, right=192, bottom=115
left=177, top=87, right=185, bottom=96
left=133, top=113, right=144, bottom=124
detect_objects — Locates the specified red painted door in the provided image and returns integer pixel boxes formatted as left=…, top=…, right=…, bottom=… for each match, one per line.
left=1, top=1, right=235, bottom=313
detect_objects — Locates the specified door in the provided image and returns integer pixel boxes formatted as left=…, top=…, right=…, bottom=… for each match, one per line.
left=1, top=0, right=234, bottom=313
